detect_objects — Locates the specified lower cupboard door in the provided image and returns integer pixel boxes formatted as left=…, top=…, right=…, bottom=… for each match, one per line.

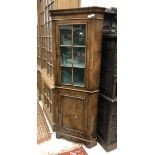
left=58, top=93, right=88, bottom=138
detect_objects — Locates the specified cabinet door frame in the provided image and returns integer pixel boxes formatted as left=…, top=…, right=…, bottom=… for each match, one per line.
left=54, top=20, right=90, bottom=89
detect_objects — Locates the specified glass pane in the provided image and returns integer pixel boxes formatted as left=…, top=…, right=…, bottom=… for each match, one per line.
left=73, top=68, right=84, bottom=86
left=73, top=25, right=86, bottom=45
left=73, top=25, right=85, bottom=29
left=60, top=25, right=72, bottom=45
left=47, top=99, right=49, bottom=108
left=60, top=25, right=72, bottom=29
left=45, top=60, right=47, bottom=69
left=46, top=23, right=48, bottom=35
left=73, top=47, right=85, bottom=68
left=50, top=52, right=53, bottom=64
left=49, top=37, right=52, bottom=50
left=50, top=66, right=53, bottom=78
left=47, top=52, right=50, bottom=63
left=45, top=49, right=47, bottom=58
left=44, top=96, right=46, bottom=104
left=61, top=67, right=72, bottom=84
left=60, top=47, right=72, bottom=67
left=47, top=37, right=49, bottom=50
left=47, top=64, right=49, bottom=74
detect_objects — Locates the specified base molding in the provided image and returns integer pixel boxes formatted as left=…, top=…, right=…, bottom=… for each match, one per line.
left=97, top=134, right=117, bottom=152
left=56, top=132, right=97, bottom=148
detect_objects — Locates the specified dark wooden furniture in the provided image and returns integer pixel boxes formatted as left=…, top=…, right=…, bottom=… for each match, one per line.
left=97, top=8, right=117, bottom=152
left=50, top=7, right=105, bottom=148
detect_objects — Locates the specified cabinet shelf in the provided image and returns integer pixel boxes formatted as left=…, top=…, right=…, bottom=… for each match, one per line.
left=61, top=65, right=85, bottom=68
left=73, top=64, right=85, bottom=68
left=59, top=44, right=86, bottom=47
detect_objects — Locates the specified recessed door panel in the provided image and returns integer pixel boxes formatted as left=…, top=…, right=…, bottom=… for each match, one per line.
left=59, top=95, right=85, bottom=133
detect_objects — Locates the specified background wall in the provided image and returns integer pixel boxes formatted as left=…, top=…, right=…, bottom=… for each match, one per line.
left=81, top=0, right=117, bottom=8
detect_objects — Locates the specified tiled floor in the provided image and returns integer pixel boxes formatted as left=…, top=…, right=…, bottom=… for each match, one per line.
left=37, top=101, right=117, bottom=155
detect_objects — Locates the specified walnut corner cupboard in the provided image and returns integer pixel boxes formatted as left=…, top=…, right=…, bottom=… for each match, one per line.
left=50, top=7, right=105, bottom=148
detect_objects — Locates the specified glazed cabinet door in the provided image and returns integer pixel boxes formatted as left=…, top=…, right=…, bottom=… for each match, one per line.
left=59, top=24, right=86, bottom=87
left=54, top=21, right=89, bottom=89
